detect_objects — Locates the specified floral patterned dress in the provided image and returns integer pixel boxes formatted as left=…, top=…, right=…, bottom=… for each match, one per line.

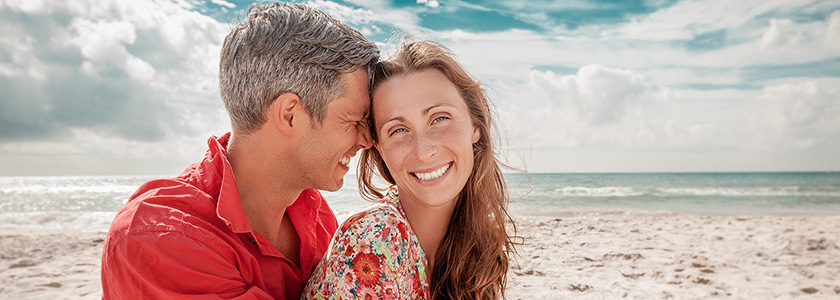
left=302, top=187, right=430, bottom=300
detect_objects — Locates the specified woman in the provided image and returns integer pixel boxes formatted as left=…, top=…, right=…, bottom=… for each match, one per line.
left=303, top=40, right=516, bottom=300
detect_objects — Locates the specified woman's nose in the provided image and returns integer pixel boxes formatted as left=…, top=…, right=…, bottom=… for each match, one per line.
left=413, top=132, right=437, bottom=160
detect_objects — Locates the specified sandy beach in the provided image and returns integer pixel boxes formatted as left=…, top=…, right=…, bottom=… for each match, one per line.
left=0, top=229, right=104, bottom=299
left=1, top=213, right=838, bottom=299
left=507, top=213, right=840, bottom=299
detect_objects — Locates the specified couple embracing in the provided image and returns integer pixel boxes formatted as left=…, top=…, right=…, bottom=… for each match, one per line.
left=101, top=3, right=516, bottom=300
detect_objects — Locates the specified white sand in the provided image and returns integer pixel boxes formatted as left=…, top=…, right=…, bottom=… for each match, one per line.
left=1, top=213, right=838, bottom=299
left=507, top=213, right=840, bottom=299
left=0, top=230, right=104, bottom=299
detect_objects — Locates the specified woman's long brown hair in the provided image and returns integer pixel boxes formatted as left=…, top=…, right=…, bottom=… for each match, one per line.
left=358, top=39, right=517, bottom=300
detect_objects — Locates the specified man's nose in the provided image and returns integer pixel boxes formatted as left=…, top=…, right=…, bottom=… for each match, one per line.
left=356, top=126, right=373, bottom=150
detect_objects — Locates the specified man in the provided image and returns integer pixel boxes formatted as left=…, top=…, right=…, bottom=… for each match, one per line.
left=101, top=3, right=379, bottom=299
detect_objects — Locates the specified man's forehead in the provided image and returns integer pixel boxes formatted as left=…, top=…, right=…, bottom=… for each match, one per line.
left=344, top=106, right=368, bottom=118
left=327, top=69, right=371, bottom=118
left=326, top=96, right=369, bottom=119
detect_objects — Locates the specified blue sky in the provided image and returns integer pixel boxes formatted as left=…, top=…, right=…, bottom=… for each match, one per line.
left=1, top=0, right=839, bottom=175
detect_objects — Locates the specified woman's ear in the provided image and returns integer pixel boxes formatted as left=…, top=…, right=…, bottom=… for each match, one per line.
left=372, top=142, right=384, bottom=160
left=471, top=124, right=481, bottom=144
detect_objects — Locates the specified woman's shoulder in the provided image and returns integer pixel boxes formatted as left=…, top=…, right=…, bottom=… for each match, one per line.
left=303, top=189, right=429, bottom=300
left=336, top=199, right=408, bottom=236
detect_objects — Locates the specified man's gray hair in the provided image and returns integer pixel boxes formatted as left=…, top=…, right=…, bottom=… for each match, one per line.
left=219, top=3, right=379, bottom=132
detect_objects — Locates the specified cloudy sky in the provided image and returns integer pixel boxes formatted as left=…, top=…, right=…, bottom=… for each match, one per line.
left=1, top=0, right=838, bottom=176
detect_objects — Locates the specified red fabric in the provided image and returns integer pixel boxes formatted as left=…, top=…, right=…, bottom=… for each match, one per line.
left=101, top=133, right=338, bottom=300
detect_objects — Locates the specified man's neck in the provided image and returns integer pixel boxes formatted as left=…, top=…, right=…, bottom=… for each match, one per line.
left=227, top=131, right=302, bottom=263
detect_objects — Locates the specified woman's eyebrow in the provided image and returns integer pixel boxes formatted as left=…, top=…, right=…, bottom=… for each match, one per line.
left=423, top=104, right=442, bottom=115
left=381, top=103, right=453, bottom=126
left=382, top=116, right=405, bottom=126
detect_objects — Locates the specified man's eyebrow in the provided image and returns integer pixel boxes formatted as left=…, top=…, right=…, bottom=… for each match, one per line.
left=346, top=109, right=367, bottom=119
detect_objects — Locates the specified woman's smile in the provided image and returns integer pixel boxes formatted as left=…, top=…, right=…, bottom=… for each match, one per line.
left=411, top=162, right=452, bottom=182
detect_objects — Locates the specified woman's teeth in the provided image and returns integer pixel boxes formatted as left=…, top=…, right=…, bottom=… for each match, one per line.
left=339, top=156, right=351, bottom=166
left=413, top=163, right=451, bottom=181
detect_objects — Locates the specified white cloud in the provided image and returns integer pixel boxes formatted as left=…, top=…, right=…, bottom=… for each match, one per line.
left=492, top=64, right=681, bottom=155
left=611, top=0, right=809, bottom=41
left=642, top=67, right=742, bottom=87
left=0, top=0, right=51, bottom=14
left=0, top=0, right=229, bottom=158
left=759, top=18, right=803, bottom=49
left=498, top=0, right=603, bottom=11
left=305, top=0, right=378, bottom=24
left=748, top=82, right=840, bottom=151
left=433, top=10, right=837, bottom=94
left=495, top=63, right=836, bottom=168
left=209, top=0, right=234, bottom=9
left=756, top=82, right=837, bottom=128
left=529, top=65, right=657, bottom=124
left=417, top=0, right=440, bottom=8
left=758, top=11, right=840, bottom=52
left=68, top=19, right=158, bottom=81
left=126, top=56, right=156, bottom=81
left=305, top=0, right=425, bottom=37
left=70, top=19, right=136, bottom=60
left=340, top=0, right=391, bottom=8
left=826, top=10, right=840, bottom=46
left=0, top=34, right=47, bottom=80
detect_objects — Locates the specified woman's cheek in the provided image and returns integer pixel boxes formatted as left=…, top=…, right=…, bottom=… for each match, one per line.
left=380, top=141, right=406, bottom=168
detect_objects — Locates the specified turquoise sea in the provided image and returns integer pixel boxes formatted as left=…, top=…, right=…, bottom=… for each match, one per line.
left=1, top=172, right=838, bottom=232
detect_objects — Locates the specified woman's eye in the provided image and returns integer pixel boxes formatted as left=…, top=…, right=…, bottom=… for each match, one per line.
left=389, top=128, right=407, bottom=136
left=432, top=116, right=449, bottom=123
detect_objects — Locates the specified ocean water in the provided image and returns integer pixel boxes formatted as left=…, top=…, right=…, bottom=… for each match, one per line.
left=504, top=172, right=840, bottom=216
left=1, top=172, right=838, bottom=232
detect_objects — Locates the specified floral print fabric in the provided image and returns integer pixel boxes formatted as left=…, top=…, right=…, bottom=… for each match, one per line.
left=302, top=188, right=430, bottom=300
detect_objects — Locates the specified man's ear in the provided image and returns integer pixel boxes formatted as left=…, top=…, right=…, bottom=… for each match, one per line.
left=271, top=93, right=302, bottom=137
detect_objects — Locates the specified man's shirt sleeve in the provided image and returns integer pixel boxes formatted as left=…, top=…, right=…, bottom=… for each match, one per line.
left=102, top=230, right=273, bottom=299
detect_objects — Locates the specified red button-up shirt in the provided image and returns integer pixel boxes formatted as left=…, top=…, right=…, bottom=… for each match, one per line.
left=101, top=133, right=338, bottom=299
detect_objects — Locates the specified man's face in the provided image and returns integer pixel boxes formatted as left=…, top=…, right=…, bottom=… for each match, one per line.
left=297, top=69, right=373, bottom=191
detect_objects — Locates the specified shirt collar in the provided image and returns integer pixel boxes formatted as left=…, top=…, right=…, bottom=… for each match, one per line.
left=379, top=186, right=407, bottom=219
left=204, top=133, right=252, bottom=233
